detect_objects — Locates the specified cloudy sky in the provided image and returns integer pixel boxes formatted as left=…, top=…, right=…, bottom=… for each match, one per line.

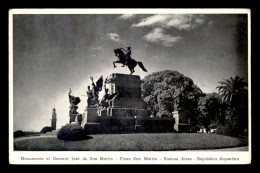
left=12, top=12, right=248, bottom=132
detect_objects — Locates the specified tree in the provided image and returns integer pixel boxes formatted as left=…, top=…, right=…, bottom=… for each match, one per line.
left=40, top=126, right=53, bottom=133
left=217, top=76, right=247, bottom=106
left=216, top=76, right=248, bottom=136
left=198, top=92, right=223, bottom=132
left=14, top=130, right=25, bottom=138
left=141, top=70, right=204, bottom=126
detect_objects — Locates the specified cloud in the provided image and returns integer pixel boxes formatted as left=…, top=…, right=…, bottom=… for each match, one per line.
left=118, top=14, right=136, bottom=20
left=92, top=47, right=103, bottom=50
left=132, top=15, right=169, bottom=27
left=132, top=14, right=207, bottom=31
left=107, top=33, right=121, bottom=42
left=143, top=28, right=182, bottom=47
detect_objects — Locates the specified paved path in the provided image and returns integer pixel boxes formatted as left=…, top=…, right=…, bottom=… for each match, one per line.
left=180, top=146, right=249, bottom=151
left=210, top=146, right=249, bottom=151
left=14, top=136, right=56, bottom=142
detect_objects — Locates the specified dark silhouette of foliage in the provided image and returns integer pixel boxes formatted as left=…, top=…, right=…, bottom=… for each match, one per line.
left=57, top=124, right=86, bottom=141
left=198, top=92, right=224, bottom=132
left=40, top=126, right=53, bottom=133
left=217, top=76, right=247, bottom=105
left=190, top=125, right=201, bottom=133
left=216, top=76, right=248, bottom=136
left=215, top=123, right=241, bottom=137
left=14, top=130, right=25, bottom=138
left=141, top=70, right=204, bottom=126
left=141, top=72, right=248, bottom=137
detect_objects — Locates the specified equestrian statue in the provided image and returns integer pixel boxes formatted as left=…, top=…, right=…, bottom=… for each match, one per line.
left=113, top=46, right=147, bottom=75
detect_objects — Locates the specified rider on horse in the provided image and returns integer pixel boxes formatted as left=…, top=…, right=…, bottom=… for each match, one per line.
left=113, top=47, right=147, bottom=75
left=120, top=46, right=132, bottom=66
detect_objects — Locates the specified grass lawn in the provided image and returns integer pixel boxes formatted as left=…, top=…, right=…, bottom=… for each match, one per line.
left=14, top=133, right=248, bottom=151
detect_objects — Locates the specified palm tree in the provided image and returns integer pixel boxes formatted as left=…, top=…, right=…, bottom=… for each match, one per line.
left=216, top=76, right=248, bottom=106
left=216, top=76, right=248, bottom=135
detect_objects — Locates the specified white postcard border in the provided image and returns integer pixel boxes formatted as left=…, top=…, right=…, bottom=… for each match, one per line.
left=9, top=8, right=251, bottom=165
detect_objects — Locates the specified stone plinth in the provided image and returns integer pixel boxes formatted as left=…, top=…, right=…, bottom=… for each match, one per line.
left=173, top=111, right=179, bottom=132
left=108, top=98, right=146, bottom=109
left=105, top=73, right=148, bottom=117
left=107, top=108, right=148, bottom=117
left=173, top=110, right=190, bottom=132
left=83, top=108, right=99, bottom=123
left=106, top=73, right=142, bottom=100
left=69, top=114, right=78, bottom=123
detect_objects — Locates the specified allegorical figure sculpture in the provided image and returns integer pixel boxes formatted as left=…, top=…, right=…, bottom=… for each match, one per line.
left=86, top=86, right=94, bottom=106
left=97, top=81, right=119, bottom=116
left=113, top=46, right=148, bottom=75
left=99, top=85, right=110, bottom=108
left=97, top=85, right=109, bottom=116
left=68, top=88, right=81, bottom=114
left=86, top=76, right=103, bottom=107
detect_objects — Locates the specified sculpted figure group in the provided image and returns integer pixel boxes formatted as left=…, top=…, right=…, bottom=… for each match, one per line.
left=86, top=76, right=118, bottom=110
left=68, top=89, right=83, bottom=125
left=68, top=47, right=147, bottom=120
left=86, top=76, right=103, bottom=107
left=68, top=88, right=81, bottom=114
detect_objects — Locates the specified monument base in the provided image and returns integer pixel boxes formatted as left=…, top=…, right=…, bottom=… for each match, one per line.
left=84, top=122, right=101, bottom=135
left=84, top=116, right=175, bottom=134
left=107, top=108, right=149, bottom=117
left=81, top=73, right=176, bottom=134
left=109, top=99, right=146, bottom=109
left=69, top=113, right=78, bottom=123
left=82, top=107, right=99, bottom=123
left=173, top=110, right=190, bottom=132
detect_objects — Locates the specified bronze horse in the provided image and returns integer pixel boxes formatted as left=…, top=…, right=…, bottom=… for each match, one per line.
left=113, top=48, right=147, bottom=75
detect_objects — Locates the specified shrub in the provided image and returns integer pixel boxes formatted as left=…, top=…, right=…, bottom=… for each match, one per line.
left=14, top=130, right=25, bottom=138
left=215, top=123, right=240, bottom=137
left=57, top=124, right=86, bottom=141
left=190, top=125, right=201, bottom=133
left=40, top=126, right=53, bottom=133
left=209, top=121, right=218, bottom=129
